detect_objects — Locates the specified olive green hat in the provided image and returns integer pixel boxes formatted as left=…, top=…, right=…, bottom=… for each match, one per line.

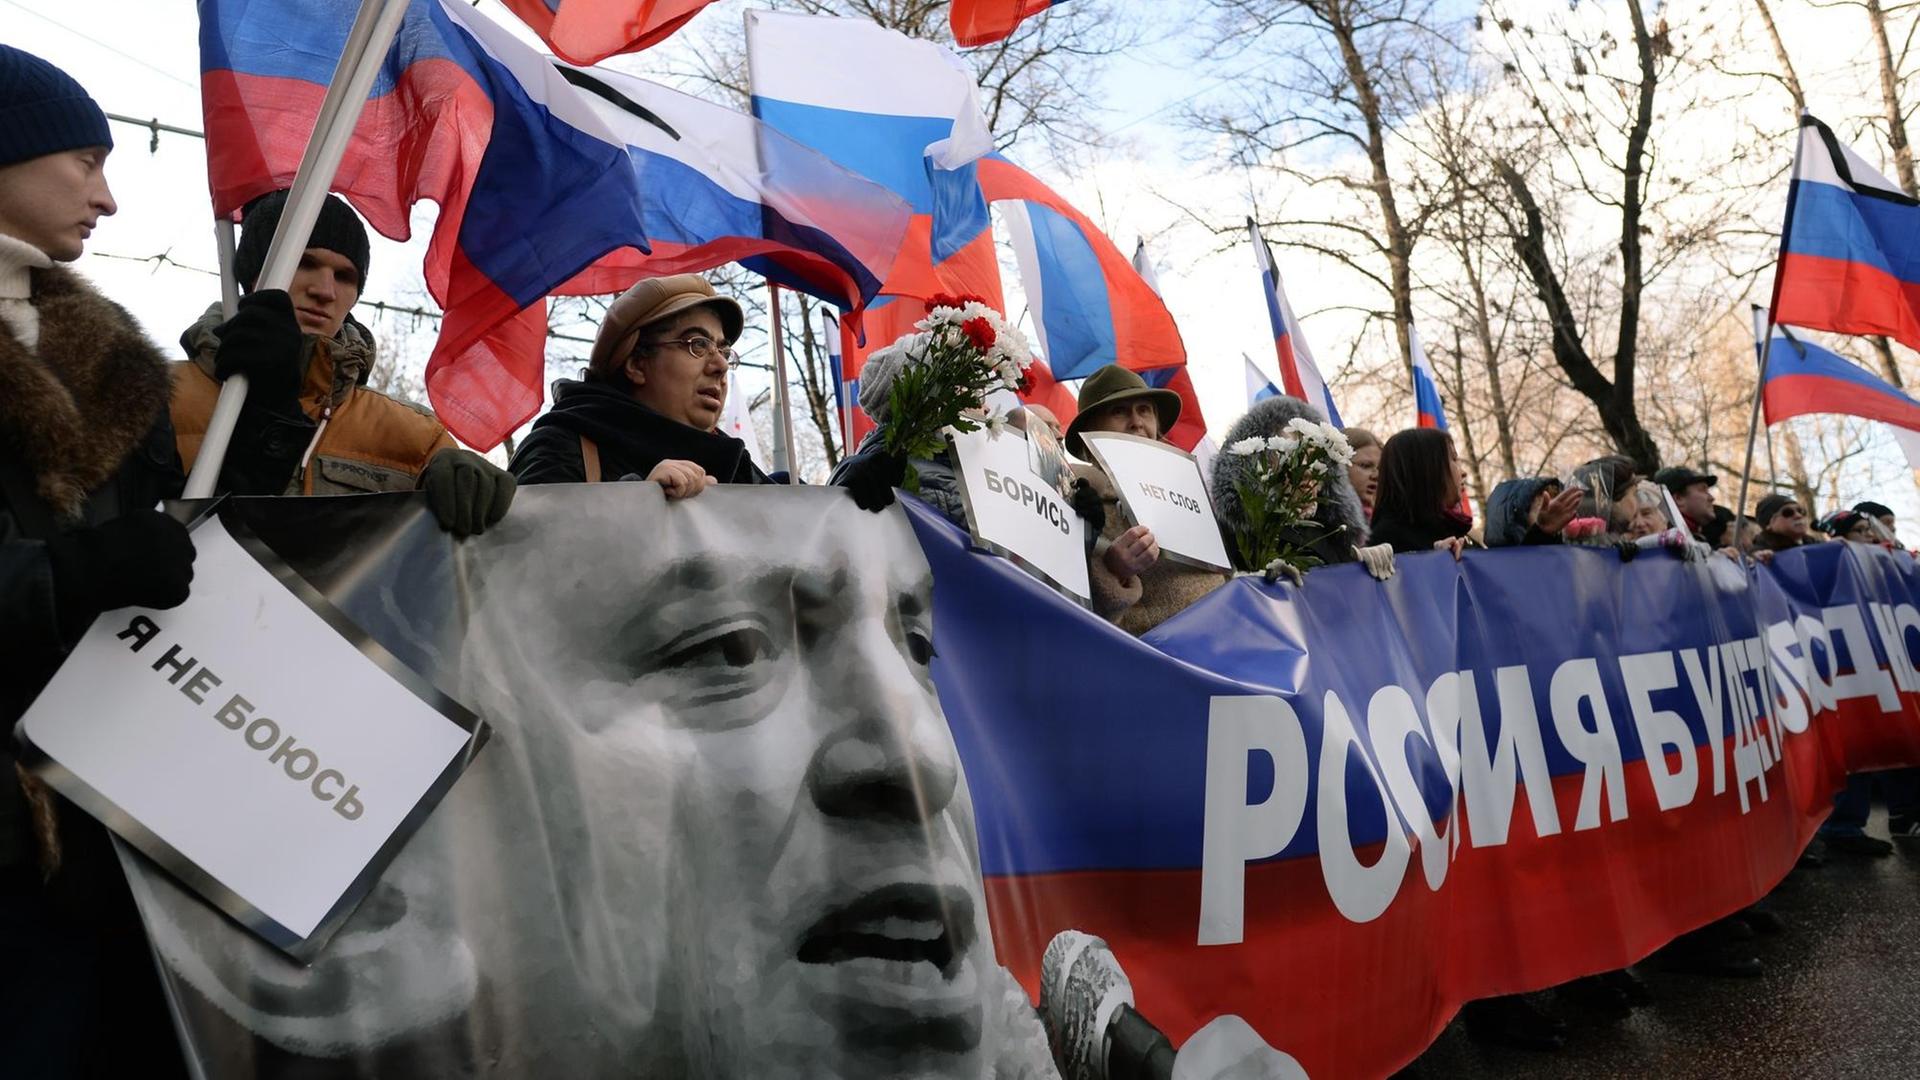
left=1064, top=364, right=1181, bottom=457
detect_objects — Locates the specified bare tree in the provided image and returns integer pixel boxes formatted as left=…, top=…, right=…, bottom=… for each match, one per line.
left=1483, top=0, right=1680, bottom=473
left=1187, top=0, right=1458, bottom=381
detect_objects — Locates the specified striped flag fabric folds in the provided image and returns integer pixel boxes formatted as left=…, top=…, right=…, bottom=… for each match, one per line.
left=987, top=157, right=1185, bottom=380
left=1244, top=355, right=1282, bottom=406
left=950, top=0, right=1059, bottom=47
left=199, top=0, right=911, bottom=450
left=497, top=0, right=717, bottom=65
left=1761, top=325, right=1920, bottom=430
left=746, top=10, right=1004, bottom=446
left=1408, top=323, right=1450, bottom=431
left=1772, top=114, right=1920, bottom=352
left=1247, top=218, right=1342, bottom=426
left=1139, top=365, right=1210, bottom=454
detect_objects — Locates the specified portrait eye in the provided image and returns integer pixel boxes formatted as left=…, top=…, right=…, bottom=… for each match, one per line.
left=661, top=623, right=775, bottom=672
left=905, top=629, right=937, bottom=667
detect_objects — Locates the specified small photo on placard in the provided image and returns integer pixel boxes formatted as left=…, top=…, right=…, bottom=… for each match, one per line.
left=1078, top=431, right=1234, bottom=572
left=1025, top=417, right=1074, bottom=501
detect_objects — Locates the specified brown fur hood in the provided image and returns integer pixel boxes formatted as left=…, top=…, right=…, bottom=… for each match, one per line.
left=0, top=265, right=172, bottom=518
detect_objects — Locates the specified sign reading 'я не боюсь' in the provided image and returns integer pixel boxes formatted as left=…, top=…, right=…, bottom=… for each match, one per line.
left=15, top=509, right=485, bottom=960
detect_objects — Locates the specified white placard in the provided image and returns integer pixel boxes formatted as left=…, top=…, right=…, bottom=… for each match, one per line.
left=947, top=426, right=1092, bottom=602
left=17, top=514, right=480, bottom=955
left=1080, top=431, right=1234, bottom=571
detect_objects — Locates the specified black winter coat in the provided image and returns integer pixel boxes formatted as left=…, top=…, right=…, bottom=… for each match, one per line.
left=0, top=265, right=184, bottom=873
left=1367, top=508, right=1479, bottom=555
left=0, top=263, right=188, bottom=1076
left=510, top=378, right=773, bottom=486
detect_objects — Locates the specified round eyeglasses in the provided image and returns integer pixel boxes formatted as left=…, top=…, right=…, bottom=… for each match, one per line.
left=645, top=335, right=739, bottom=369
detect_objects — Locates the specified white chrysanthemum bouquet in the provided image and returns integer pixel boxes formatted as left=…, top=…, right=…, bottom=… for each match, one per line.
left=880, top=293, right=1033, bottom=491
left=1223, top=418, right=1355, bottom=573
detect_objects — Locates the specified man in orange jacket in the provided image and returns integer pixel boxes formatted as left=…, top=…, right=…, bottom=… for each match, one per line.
left=170, top=189, right=513, bottom=535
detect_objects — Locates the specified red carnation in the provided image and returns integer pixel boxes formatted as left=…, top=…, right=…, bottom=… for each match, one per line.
left=926, top=292, right=987, bottom=313
left=961, top=316, right=996, bottom=351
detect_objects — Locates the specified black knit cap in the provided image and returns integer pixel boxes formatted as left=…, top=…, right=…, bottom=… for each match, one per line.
left=1755, top=493, right=1798, bottom=528
left=233, top=189, right=371, bottom=293
left=0, top=46, right=113, bottom=168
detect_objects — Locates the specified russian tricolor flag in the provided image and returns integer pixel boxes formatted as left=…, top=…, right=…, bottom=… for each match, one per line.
left=989, top=157, right=1186, bottom=380
left=1249, top=218, right=1343, bottom=426
left=747, top=10, right=1004, bottom=448
left=1244, top=355, right=1282, bottom=405
left=1761, top=323, right=1920, bottom=430
left=200, top=0, right=911, bottom=450
left=1772, top=114, right=1920, bottom=352
left=1409, top=323, right=1450, bottom=431
left=497, top=0, right=716, bottom=65
left=950, top=0, right=1060, bottom=47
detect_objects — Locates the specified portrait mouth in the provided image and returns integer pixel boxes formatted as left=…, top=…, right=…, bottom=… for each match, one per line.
left=696, top=385, right=724, bottom=409
left=796, top=881, right=976, bottom=977
left=795, top=881, right=984, bottom=1054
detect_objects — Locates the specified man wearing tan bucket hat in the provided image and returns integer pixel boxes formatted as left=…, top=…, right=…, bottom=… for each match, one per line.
left=510, top=274, right=772, bottom=494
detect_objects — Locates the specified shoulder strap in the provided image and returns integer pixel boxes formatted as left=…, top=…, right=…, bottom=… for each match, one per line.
left=580, top=434, right=601, bottom=484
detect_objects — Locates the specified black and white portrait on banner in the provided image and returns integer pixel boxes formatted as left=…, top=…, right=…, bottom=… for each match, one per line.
left=127, top=486, right=1059, bottom=1079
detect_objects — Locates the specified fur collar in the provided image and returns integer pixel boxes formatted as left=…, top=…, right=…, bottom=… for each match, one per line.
left=1209, top=394, right=1370, bottom=543
left=0, top=265, right=171, bottom=519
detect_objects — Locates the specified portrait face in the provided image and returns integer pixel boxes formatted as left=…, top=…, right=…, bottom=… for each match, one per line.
left=1346, top=444, right=1380, bottom=507
left=1769, top=502, right=1809, bottom=539
left=1677, top=482, right=1714, bottom=524
left=0, top=147, right=116, bottom=261
left=625, top=306, right=732, bottom=431
left=458, top=487, right=996, bottom=1078
left=1086, top=399, right=1159, bottom=441
left=287, top=247, right=362, bottom=339
left=1626, top=499, right=1668, bottom=540
left=133, top=488, right=1032, bottom=1079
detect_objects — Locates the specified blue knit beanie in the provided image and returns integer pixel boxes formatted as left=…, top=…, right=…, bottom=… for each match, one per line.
left=0, top=46, right=112, bottom=168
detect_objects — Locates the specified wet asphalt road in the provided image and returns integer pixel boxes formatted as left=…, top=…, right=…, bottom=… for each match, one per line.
left=1404, top=808, right=1919, bottom=1079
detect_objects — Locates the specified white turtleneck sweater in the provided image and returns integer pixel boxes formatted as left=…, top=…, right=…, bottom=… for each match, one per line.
left=0, top=232, right=54, bottom=351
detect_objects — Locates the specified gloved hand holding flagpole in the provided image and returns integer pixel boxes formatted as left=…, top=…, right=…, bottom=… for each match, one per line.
left=184, top=0, right=413, bottom=498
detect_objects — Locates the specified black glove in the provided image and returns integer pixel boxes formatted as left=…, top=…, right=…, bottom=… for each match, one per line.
left=838, top=451, right=907, bottom=513
left=1069, top=477, right=1104, bottom=554
left=1613, top=540, right=1640, bottom=563
left=213, top=290, right=306, bottom=415
left=46, top=510, right=196, bottom=640
left=419, top=448, right=517, bottom=538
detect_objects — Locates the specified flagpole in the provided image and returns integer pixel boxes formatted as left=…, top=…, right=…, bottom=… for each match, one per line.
left=1734, top=326, right=1777, bottom=563
left=824, top=307, right=848, bottom=451
left=1735, top=118, right=1811, bottom=560
left=767, top=281, right=799, bottom=478
left=214, top=218, right=240, bottom=321
left=1749, top=303, right=1777, bottom=492
left=185, top=0, right=411, bottom=498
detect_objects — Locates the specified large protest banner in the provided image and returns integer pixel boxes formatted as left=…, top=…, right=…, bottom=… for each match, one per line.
left=118, top=486, right=1920, bottom=1078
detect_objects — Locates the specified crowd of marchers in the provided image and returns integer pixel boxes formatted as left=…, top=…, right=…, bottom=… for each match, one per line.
left=4, top=44, right=1918, bottom=1075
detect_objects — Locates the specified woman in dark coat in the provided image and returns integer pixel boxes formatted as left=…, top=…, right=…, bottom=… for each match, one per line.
left=511, top=274, right=771, bottom=491
left=1366, top=428, right=1478, bottom=557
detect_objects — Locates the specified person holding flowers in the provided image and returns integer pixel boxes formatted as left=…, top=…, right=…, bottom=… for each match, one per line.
left=1064, top=364, right=1234, bottom=635
left=1209, top=396, right=1383, bottom=581
left=832, top=294, right=1042, bottom=520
